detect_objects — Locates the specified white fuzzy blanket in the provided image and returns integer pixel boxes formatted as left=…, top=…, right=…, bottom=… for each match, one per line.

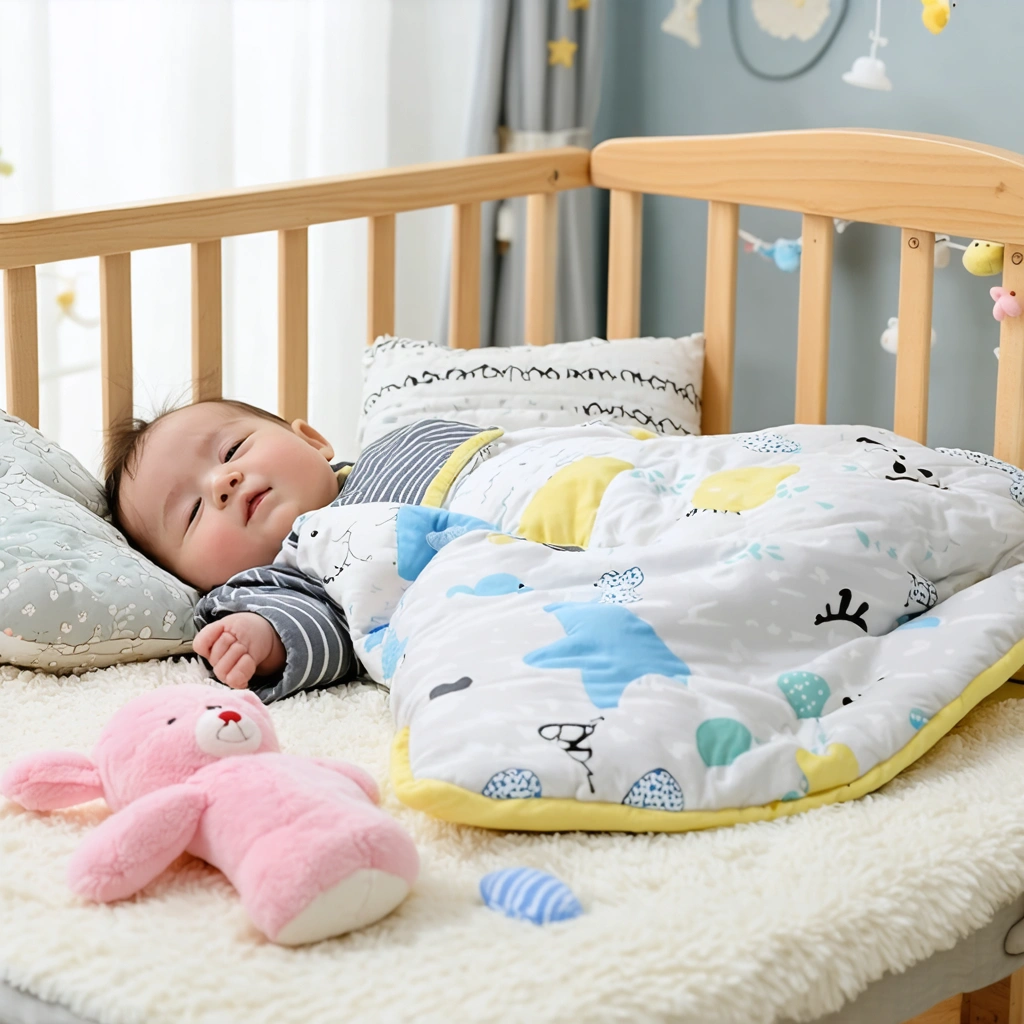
left=3, top=659, right=1024, bottom=1024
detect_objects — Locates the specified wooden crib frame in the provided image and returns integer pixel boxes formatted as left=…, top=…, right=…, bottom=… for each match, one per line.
left=2, top=128, right=1024, bottom=1024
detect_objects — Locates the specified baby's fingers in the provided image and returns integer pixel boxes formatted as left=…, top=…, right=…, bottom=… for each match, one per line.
left=222, top=652, right=256, bottom=689
left=208, top=629, right=242, bottom=668
left=192, top=621, right=225, bottom=659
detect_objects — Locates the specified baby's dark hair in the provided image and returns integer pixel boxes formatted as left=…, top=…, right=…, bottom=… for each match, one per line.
left=104, top=398, right=288, bottom=541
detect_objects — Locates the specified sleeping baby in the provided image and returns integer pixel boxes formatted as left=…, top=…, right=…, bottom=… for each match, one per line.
left=108, top=397, right=1024, bottom=711
left=106, top=398, right=491, bottom=701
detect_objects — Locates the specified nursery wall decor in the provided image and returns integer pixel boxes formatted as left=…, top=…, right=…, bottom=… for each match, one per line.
left=751, top=0, right=831, bottom=42
left=728, top=0, right=849, bottom=81
left=661, top=0, right=702, bottom=47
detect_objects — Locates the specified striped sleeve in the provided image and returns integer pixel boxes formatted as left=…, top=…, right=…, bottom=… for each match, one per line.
left=194, top=565, right=359, bottom=704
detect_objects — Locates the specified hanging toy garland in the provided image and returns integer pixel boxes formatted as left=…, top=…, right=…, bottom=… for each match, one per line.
left=735, top=220, right=1019, bottom=356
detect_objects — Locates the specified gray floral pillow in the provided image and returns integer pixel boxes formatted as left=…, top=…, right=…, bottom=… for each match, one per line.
left=0, top=413, right=197, bottom=672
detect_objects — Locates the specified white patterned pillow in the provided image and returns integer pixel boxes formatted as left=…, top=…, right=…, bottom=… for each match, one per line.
left=357, top=335, right=705, bottom=449
left=0, top=413, right=197, bottom=673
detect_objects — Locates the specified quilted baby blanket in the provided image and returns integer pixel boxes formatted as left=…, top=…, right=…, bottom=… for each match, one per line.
left=282, top=423, right=1024, bottom=831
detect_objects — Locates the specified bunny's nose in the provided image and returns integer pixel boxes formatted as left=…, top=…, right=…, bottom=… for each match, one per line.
left=218, top=710, right=242, bottom=723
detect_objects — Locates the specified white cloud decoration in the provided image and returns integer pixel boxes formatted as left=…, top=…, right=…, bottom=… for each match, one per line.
left=751, top=0, right=831, bottom=42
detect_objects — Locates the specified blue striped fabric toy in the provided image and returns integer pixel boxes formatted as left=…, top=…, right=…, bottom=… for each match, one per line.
left=479, top=868, right=583, bottom=925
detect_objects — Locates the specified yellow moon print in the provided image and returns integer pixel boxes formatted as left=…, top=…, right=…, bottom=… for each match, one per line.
left=691, top=465, right=799, bottom=513
left=518, top=457, right=634, bottom=548
left=795, top=743, right=860, bottom=794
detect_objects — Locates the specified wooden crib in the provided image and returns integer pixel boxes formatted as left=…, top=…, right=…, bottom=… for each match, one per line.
left=3, top=128, right=1024, bottom=1024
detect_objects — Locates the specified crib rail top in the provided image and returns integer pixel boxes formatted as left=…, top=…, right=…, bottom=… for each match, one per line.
left=592, top=129, right=1024, bottom=245
left=0, top=147, right=590, bottom=270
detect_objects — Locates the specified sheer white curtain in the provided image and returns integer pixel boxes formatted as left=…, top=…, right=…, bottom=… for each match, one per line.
left=0, top=0, right=480, bottom=472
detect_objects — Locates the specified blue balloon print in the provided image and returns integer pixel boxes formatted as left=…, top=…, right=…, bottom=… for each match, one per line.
left=482, top=768, right=542, bottom=799
left=622, top=769, right=684, bottom=811
left=897, top=616, right=940, bottom=630
left=523, top=601, right=689, bottom=709
left=447, top=573, right=533, bottom=598
left=395, top=506, right=494, bottom=581
left=696, top=718, right=753, bottom=767
left=479, top=868, right=583, bottom=925
left=909, top=708, right=929, bottom=730
left=381, top=626, right=408, bottom=681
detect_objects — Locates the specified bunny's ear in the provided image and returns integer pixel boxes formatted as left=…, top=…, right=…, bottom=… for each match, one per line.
left=1, top=751, right=103, bottom=810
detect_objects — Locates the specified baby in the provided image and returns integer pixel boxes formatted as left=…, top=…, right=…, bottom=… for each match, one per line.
left=107, top=399, right=486, bottom=702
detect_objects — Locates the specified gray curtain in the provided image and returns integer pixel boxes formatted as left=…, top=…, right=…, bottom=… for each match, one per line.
left=439, top=0, right=606, bottom=348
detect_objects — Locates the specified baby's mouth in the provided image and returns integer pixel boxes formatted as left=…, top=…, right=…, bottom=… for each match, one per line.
left=246, top=489, right=270, bottom=522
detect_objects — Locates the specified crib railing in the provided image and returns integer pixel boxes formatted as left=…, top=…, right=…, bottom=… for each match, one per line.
left=592, top=129, right=1024, bottom=467
left=0, top=148, right=589, bottom=435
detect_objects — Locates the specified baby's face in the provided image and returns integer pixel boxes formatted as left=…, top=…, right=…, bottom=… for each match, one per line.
left=118, top=403, right=340, bottom=591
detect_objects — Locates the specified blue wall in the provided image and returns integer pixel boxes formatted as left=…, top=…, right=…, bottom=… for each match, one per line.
left=595, top=0, right=1024, bottom=452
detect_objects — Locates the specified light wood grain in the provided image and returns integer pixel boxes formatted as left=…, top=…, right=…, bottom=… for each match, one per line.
left=702, top=201, right=739, bottom=435
left=0, top=148, right=589, bottom=270
left=902, top=993, right=961, bottom=1024
left=3, top=267, right=38, bottom=427
left=894, top=229, right=936, bottom=444
left=191, top=240, right=222, bottom=403
left=591, top=131, right=1024, bottom=244
left=1010, top=965, right=1024, bottom=1024
left=100, top=253, right=133, bottom=433
left=278, top=228, right=308, bottom=423
left=524, top=192, right=558, bottom=346
left=606, top=190, right=642, bottom=339
left=367, top=214, right=395, bottom=346
left=795, top=213, right=834, bottom=424
left=994, top=247, right=1024, bottom=467
left=449, top=202, right=481, bottom=350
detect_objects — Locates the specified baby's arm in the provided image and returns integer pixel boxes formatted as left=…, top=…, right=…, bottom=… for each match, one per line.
left=194, top=565, right=359, bottom=702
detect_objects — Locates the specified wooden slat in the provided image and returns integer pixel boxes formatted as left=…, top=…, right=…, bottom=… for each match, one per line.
left=448, top=202, right=481, bottom=350
left=0, top=148, right=590, bottom=269
left=794, top=213, right=834, bottom=424
left=701, top=200, right=739, bottom=435
left=606, top=190, right=642, bottom=339
left=591, top=130, right=1024, bottom=245
left=893, top=229, right=936, bottom=443
left=1011, top=965, right=1024, bottom=1024
left=524, top=192, right=558, bottom=345
left=191, top=240, right=222, bottom=403
left=278, top=228, right=308, bottom=422
left=3, top=267, right=38, bottom=426
left=903, top=993, right=961, bottom=1024
left=99, top=253, right=133, bottom=433
left=994, top=245, right=1024, bottom=466
left=367, top=214, right=395, bottom=346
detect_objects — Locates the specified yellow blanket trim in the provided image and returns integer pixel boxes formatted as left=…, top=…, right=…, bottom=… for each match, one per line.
left=390, top=639, right=1024, bottom=833
left=421, top=428, right=504, bottom=508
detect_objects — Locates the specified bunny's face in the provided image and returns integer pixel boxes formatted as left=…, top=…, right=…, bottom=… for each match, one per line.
left=94, top=684, right=279, bottom=810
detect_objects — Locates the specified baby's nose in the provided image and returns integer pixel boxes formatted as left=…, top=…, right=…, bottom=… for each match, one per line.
left=218, top=710, right=241, bottom=723
left=216, top=471, right=242, bottom=507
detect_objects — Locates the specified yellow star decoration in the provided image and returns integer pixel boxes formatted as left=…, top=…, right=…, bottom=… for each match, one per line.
left=568, top=0, right=590, bottom=9
left=547, top=36, right=578, bottom=68
left=0, top=147, right=13, bottom=177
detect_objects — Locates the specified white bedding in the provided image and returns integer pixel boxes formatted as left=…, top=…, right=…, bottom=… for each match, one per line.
left=3, top=659, right=1024, bottom=1024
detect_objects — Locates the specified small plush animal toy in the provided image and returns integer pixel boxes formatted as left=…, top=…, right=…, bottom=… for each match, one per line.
left=963, top=240, right=1005, bottom=276
left=991, top=287, right=1022, bottom=322
left=0, top=684, right=419, bottom=945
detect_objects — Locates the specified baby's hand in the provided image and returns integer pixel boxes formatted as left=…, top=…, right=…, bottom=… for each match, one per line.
left=193, top=613, right=285, bottom=689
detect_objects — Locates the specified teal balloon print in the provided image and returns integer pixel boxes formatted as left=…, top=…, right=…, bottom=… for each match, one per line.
left=696, top=718, right=753, bottom=767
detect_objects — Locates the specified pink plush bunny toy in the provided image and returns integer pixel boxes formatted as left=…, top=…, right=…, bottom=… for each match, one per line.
left=0, top=684, right=419, bottom=945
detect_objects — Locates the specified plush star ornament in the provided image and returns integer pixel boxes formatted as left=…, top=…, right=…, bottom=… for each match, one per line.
left=547, top=36, right=578, bottom=68
left=568, top=0, right=590, bottom=9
